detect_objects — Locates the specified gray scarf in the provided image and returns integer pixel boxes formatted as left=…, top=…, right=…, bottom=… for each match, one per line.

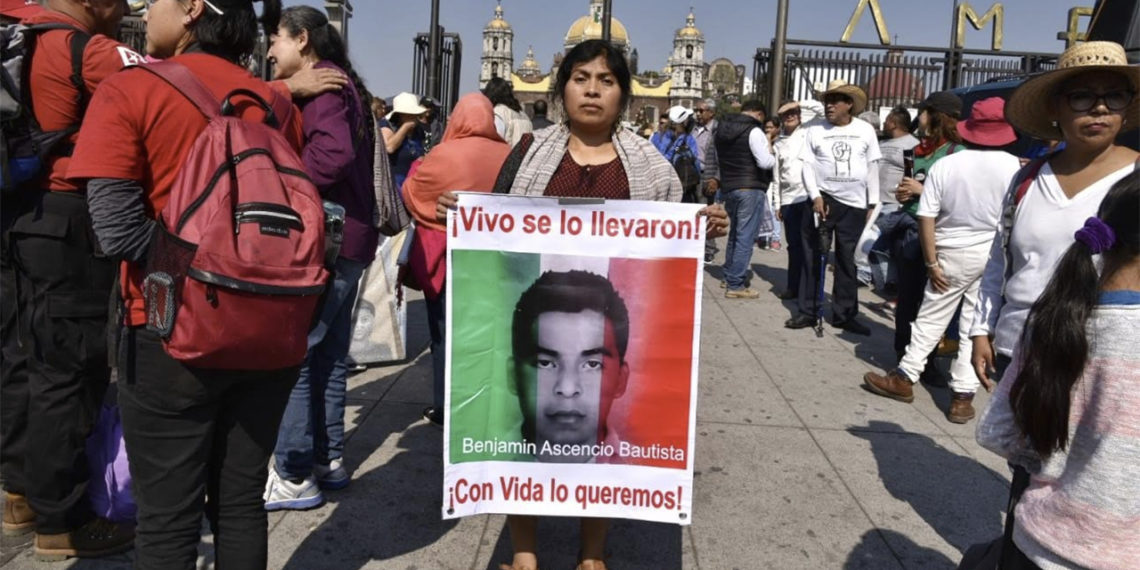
left=508, top=124, right=682, bottom=202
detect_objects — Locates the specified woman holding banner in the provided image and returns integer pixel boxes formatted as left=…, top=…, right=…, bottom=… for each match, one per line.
left=403, top=92, right=512, bottom=427
left=438, top=38, right=727, bottom=570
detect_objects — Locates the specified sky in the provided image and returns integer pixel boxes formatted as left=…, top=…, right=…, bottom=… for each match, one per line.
left=295, top=0, right=1097, bottom=99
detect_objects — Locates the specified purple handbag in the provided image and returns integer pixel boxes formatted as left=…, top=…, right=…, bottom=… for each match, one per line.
left=86, top=403, right=136, bottom=523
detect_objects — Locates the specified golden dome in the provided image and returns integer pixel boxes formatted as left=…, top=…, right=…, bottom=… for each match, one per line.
left=565, top=1, right=629, bottom=46
left=519, top=46, right=541, bottom=73
left=677, top=9, right=702, bottom=38
left=486, top=3, right=511, bottom=30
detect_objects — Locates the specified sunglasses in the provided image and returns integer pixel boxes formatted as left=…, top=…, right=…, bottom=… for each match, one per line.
left=1059, top=89, right=1135, bottom=113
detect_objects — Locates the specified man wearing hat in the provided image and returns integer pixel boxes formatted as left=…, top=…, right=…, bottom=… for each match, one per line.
left=787, top=80, right=880, bottom=334
left=770, top=101, right=811, bottom=299
left=864, top=97, right=1022, bottom=423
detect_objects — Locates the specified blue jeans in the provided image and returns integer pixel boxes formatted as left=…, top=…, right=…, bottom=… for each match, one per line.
left=274, top=257, right=367, bottom=480
left=722, top=188, right=765, bottom=290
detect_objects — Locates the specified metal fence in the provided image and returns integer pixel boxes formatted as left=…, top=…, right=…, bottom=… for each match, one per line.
left=411, top=32, right=463, bottom=121
left=753, top=40, right=1058, bottom=112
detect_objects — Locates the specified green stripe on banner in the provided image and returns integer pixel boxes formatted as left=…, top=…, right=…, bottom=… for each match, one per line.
left=449, top=249, right=541, bottom=463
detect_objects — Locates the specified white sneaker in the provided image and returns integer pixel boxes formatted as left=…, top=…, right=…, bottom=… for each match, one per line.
left=264, top=467, right=324, bottom=511
left=313, top=459, right=350, bottom=490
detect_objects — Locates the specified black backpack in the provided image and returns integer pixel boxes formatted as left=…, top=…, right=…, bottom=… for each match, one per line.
left=1, top=22, right=90, bottom=194
left=671, top=138, right=700, bottom=203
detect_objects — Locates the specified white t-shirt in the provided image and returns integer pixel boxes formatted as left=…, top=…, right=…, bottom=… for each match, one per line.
left=800, top=119, right=882, bottom=209
left=971, top=163, right=1135, bottom=356
left=772, top=127, right=809, bottom=206
left=917, top=150, right=1021, bottom=250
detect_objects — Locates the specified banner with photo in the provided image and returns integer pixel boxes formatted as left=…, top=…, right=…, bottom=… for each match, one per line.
left=348, top=230, right=409, bottom=365
left=443, top=193, right=705, bottom=525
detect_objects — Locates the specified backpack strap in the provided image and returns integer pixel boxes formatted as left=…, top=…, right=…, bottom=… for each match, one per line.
left=266, top=87, right=294, bottom=132
left=67, top=31, right=90, bottom=112
left=136, top=61, right=220, bottom=120
left=19, top=24, right=91, bottom=148
left=999, top=155, right=1050, bottom=293
left=1012, top=157, right=1047, bottom=207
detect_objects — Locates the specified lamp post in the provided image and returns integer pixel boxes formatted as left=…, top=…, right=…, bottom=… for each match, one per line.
left=427, top=0, right=441, bottom=102
left=769, top=0, right=789, bottom=107
left=602, top=0, right=613, bottom=43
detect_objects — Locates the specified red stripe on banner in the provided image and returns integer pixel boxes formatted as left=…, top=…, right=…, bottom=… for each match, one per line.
left=605, top=257, right=698, bottom=469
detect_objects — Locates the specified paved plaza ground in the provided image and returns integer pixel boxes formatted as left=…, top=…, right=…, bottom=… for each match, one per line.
left=1, top=240, right=1013, bottom=569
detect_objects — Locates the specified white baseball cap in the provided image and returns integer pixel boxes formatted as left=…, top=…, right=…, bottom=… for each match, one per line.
left=667, top=105, right=694, bottom=124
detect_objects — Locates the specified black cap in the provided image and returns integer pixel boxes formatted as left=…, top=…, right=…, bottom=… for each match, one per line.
left=918, top=91, right=963, bottom=119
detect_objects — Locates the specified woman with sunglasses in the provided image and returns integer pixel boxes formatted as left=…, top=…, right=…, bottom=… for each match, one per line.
left=967, top=44, right=1137, bottom=566
left=970, top=40, right=1138, bottom=391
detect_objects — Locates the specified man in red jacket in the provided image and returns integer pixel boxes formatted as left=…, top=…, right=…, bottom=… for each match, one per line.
left=0, top=0, right=142, bottom=560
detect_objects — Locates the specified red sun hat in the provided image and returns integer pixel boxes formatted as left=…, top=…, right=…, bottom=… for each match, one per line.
left=957, top=97, right=1017, bottom=148
left=0, top=0, right=43, bottom=20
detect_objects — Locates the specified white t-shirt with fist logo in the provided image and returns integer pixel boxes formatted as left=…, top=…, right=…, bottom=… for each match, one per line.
left=799, top=119, right=882, bottom=209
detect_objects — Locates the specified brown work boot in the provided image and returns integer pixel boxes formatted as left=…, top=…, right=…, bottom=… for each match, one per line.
left=863, top=370, right=915, bottom=403
left=725, top=287, right=760, bottom=299
left=34, top=518, right=135, bottom=562
left=2, top=493, right=36, bottom=536
left=947, top=392, right=977, bottom=424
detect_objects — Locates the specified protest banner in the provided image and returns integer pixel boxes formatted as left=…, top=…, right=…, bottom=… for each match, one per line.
left=443, top=193, right=704, bottom=525
left=348, top=230, right=408, bottom=365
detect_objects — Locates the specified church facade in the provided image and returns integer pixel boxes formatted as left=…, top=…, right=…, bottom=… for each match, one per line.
left=480, top=0, right=733, bottom=129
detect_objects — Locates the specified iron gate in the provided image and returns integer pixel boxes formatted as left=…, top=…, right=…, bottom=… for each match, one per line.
left=754, top=39, right=1058, bottom=111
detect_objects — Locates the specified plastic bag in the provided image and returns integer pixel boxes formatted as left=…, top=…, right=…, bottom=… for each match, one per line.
left=86, top=402, right=136, bottom=523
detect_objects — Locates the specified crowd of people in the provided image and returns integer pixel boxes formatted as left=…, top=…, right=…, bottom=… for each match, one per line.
left=0, top=0, right=1136, bottom=569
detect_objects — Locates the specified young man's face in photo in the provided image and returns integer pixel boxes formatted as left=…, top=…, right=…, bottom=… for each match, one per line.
left=520, top=309, right=628, bottom=458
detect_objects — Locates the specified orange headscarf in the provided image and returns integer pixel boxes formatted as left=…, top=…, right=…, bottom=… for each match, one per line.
left=401, top=92, right=510, bottom=231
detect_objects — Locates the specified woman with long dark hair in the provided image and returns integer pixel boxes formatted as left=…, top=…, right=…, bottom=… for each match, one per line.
left=67, top=0, right=306, bottom=567
left=438, top=38, right=728, bottom=570
left=976, top=171, right=1139, bottom=569
left=484, top=76, right=533, bottom=146
left=263, top=5, right=379, bottom=510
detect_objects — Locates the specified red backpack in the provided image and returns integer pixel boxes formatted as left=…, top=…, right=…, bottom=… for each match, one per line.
left=139, top=62, right=328, bottom=370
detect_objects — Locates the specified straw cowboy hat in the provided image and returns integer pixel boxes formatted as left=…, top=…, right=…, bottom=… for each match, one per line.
left=385, top=92, right=428, bottom=121
left=821, top=80, right=868, bottom=115
left=1005, top=41, right=1140, bottom=140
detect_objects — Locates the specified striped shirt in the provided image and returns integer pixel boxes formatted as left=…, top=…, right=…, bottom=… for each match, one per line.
left=976, top=299, right=1140, bottom=569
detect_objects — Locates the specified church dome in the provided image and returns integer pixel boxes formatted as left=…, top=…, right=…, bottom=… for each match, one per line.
left=519, top=46, right=541, bottom=75
left=486, top=3, right=510, bottom=31
left=676, top=9, right=702, bottom=39
left=565, top=0, right=629, bottom=46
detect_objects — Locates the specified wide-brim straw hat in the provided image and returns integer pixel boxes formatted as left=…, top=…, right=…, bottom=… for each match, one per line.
left=1005, top=41, right=1140, bottom=140
left=385, top=92, right=428, bottom=121
left=822, top=80, right=868, bottom=115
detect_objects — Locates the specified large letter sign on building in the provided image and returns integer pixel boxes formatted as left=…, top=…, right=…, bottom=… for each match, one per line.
left=841, top=0, right=891, bottom=45
left=956, top=2, right=1005, bottom=50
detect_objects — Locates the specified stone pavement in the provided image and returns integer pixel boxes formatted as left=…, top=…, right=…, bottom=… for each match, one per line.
left=1, top=242, right=1013, bottom=569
